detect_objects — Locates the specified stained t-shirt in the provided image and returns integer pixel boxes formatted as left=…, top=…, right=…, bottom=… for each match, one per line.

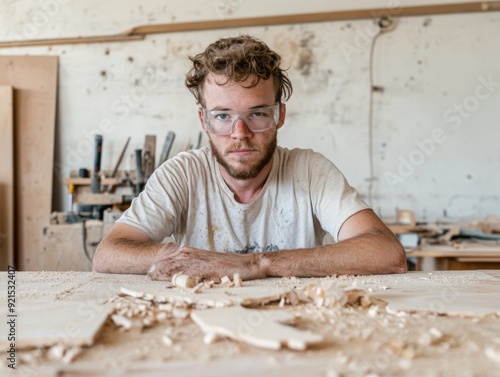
left=117, top=146, right=369, bottom=253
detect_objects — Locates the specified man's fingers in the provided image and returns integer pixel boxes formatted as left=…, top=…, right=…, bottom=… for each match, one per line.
left=147, top=261, right=172, bottom=281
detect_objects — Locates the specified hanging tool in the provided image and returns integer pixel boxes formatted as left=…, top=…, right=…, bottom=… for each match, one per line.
left=157, top=131, right=175, bottom=168
left=68, top=183, right=75, bottom=212
left=110, top=137, right=131, bottom=179
left=106, top=137, right=131, bottom=193
left=195, top=131, right=203, bottom=149
left=135, top=148, right=145, bottom=197
left=90, top=134, right=103, bottom=194
left=183, top=138, right=192, bottom=151
left=143, top=135, right=156, bottom=180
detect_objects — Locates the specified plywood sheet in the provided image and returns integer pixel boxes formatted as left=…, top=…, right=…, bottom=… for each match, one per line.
left=0, top=56, right=58, bottom=270
left=0, top=86, right=14, bottom=270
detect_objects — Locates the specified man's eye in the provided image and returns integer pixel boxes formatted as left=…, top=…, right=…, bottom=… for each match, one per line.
left=214, top=113, right=230, bottom=121
left=252, top=111, right=267, bottom=118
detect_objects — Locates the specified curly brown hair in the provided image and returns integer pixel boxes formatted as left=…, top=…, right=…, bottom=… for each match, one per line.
left=185, top=35, right=293, bottom=107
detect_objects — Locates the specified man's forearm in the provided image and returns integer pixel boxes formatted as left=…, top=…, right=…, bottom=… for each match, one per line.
left=260, top=230, right=407, bottom=278
left=93, top=238, right=175, bottom=274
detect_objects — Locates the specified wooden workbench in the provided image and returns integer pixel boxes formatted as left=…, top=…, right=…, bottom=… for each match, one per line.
left=1, top=270, right=500, bottom=376
left=407, top=244, right=500, bottom=270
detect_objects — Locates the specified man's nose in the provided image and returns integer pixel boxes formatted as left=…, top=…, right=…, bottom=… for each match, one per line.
left=231, top=117, right=252, bottom=138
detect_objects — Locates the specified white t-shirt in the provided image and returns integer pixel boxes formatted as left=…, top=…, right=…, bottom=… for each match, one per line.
left=117, top=146, right=369, bottom=253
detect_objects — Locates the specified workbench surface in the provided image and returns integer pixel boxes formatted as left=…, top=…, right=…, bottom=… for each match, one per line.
left=2, top=270, right=500, bottom=377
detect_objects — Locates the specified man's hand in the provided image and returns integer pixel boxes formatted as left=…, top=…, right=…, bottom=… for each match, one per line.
left=147, top=243, right=266, bottom=282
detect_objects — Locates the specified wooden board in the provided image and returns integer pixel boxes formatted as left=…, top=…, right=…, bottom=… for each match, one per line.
left=0, top=56, right=58, bottom=270
left=0, top=301, right=111, bottom=350
left=0, top=86, right=14, bottom=270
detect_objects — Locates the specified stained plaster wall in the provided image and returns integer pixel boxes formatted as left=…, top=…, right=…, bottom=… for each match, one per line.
left=0, top=0, right=499, bottom=222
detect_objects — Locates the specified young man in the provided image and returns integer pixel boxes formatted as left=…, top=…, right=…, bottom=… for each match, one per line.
left=93, top=35, right=407, bottom=280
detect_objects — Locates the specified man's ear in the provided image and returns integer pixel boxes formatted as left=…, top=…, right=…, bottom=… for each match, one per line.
left=198, top=107, right=208, bottom=133
left=276, top=103, right=286, bottom=130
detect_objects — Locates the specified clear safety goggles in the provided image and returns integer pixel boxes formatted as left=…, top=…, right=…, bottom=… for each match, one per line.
left=202, top=102, right=280, bottom=136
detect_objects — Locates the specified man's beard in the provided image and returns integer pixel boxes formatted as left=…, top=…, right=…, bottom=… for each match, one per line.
left=209, top=136, right=277, bottom=180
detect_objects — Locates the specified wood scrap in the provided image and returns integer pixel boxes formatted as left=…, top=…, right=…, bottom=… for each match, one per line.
left=47, top=344, right=83, bottom=364
left=117, top=284, right=291, bottom=309
left=473, top=214, right=500, bottom=234
left=111, top=314, right=133, bottom=330
left=396, top=209, right=416, bottom=226
left=172, top=274, right=198, bottom=289
left=0, top=301, right=111, bottom=350
left=162, top=334, right=173, bottom=346
left=485, top=346, right=500, bottom=364
left=294, top=281, right=385, bottom=309
left=233, top=273, right=243, bottom=287
left=190, top=306, right=323, bottom=351
left=220, top=275, right=232, bottom=286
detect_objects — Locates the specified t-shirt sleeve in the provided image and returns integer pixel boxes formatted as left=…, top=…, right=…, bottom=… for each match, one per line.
left=307, top=151, right=370, bottom=242
left=116, top=155, right=188, bottom=242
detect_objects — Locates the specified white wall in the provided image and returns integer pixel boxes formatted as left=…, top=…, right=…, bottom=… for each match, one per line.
left=1, top=0, right=499, bottom=222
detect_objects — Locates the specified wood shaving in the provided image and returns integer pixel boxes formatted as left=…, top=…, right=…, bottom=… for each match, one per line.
left=162, top=334, right=173, bottom=346
left=111, top=314, right=133, bottom=330
left=233, top=273, right=243, bottom=287
left=172, top=273, right=198, bottom=288
left=62, top=346, right=82, bottom=364
left=203, top=332, right=219, bottom=345
left=485, top=346, right=500, bottom=364
left=220, top=275, right=233, bottom=287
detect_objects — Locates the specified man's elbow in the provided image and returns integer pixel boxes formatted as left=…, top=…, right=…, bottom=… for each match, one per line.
left=393, top=259, right=408, bottom=274
left=92, top=259, right=105, bottom=273
left=391, top=242, right=408, bottom=274
left=92, top=244, right=109, bottom=273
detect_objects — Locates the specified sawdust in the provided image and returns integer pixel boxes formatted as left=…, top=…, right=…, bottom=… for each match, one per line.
left=6, top=271, right=500, bottom=377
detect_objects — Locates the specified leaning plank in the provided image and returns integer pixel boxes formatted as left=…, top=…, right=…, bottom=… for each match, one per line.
left=0, top=56, right=58, bottom=270
left=0, top=86, right=14, bottom=270
left=191, top=306, right=323, bottom=350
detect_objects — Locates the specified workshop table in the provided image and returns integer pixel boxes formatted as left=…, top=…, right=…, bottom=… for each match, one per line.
left=406, top=244, right=500, bottom=270
left=1, top=270, right=500, bottom=377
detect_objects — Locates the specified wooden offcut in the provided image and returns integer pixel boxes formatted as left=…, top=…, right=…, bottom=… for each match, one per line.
left=0, top=56, right=58, bottom=270
left=0, top=301, right=112, bottom=350
left=191, top=306, right=324, bottom=350
left=0, top=86, right=14, bottom=270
